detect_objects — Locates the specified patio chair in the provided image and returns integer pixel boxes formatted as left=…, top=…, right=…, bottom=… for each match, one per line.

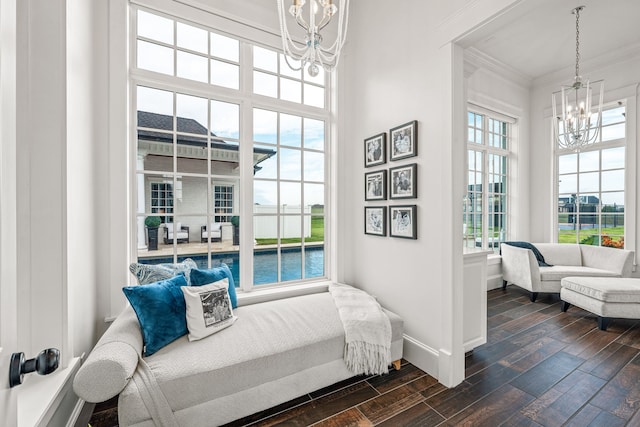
left=201, top=223, right=222, bottom=243
left=164, top=222, right=190, bottom=244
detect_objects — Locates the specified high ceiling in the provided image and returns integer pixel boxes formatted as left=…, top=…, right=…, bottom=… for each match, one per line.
left=459, top=0, right=640, bottom=80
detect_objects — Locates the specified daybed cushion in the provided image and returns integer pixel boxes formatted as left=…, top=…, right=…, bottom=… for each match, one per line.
left=561, top=277, right=640, bottom=303
left=129, top=258, right=197, bottom=285
left=117, top=292, right=403, bottom=427
left=122, top=274, right=190, bottom=356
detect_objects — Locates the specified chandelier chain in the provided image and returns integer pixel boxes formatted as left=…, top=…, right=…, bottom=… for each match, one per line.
left=575, top=7, right=581, bottom=79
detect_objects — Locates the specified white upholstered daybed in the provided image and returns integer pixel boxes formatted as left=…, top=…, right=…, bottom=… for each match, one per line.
left=73, top=291, right=404, bottom=427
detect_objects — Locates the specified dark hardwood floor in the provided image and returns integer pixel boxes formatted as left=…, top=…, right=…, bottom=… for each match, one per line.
left=90, top=285, right=640, bottom=426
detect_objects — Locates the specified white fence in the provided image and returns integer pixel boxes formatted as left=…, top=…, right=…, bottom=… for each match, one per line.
left=254, top=205, right=312, bottom=238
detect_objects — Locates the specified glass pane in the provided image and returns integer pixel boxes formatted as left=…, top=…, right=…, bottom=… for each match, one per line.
left=304, top=119, right=324, bottom=150
left=579, top=172, right=599, bottom=193
left=176, top=93, right=207, bottom=133
left=254, top=247, right=277, bottom=285
left=558, top=174, right=577, bottom=194
left=253, top=109, right=277, bottom=144
left=254, top=144, right=277, bottom=180
left=601, top=192, right=624, bottom=211
left=176, top=22, right=207, bottom=54
left=211, top=33, right=239, bottom=62
left=601, top=123, right=625, bottom=141
left=280, top=215, right=302, bottom=241
left=210, top=100, right=239, bottom=139
left=281, top=114, right=302, bottom=147
left=254, top=180, right=277, bottom=208
left=281, top=245, right=302, bottom=281
left=253, top=71, right=277, bottom=98
left=602, top=170, right=624, bottom=192
left=601, top=106, right=625, bottom=126
left=138, top=10, right=173, bottom=44
left=305, top=245, right=324, bottom=278
left=558, top=226, right=577, bottom=244
left=280, top=78, right=302, bottom=103
left=602, top=147, right=625, bottom=170
left=475, top=130, right=482, bottom=144
left=176, top=51, right=207, bottom=83
left=304, top=183, right=324, bottom=207
left=211, top=60, right=239, bottom=89
left=304, top=84, right=324, bottom=108
left=253, top=46, right=277, bottom=72
left=137, top=86, right=173, bottom=118
left=558, top=154, right=577, bottom=174
left=579, top=150, right=599, bottom=172
left=280, top=182, right=301, bottom=206
left=279, top=54, right=302, bottom=79
left=304, top=152, right=324, bottom=182
left=137, top=40, right=173, bottom=75
left=467, top=128, right=474, bottom=143
left=467, top=112, right=475, bottom=126
left=280, top=148, right=301, bottom=180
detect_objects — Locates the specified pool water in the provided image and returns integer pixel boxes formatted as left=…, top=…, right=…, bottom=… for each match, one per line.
left=141, top=246, right=324, bottom=287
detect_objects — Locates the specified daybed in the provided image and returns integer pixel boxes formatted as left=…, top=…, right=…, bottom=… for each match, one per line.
left=73, top=290, right=404, bottom=427
left=501, top=242, right=634, bottom=302
left=164, top=222, right=190, bottom=244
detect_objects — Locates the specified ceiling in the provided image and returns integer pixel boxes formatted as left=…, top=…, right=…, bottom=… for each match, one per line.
left=459, top=0, right=640, bottom=81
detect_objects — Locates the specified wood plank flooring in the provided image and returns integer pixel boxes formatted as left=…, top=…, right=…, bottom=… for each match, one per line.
left=89, top=285, right=640, bottom=426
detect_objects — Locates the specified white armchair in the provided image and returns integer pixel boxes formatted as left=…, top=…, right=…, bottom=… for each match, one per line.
left=164, top=222, right=190, bottom=244
left=201, top=223, right=222, bottom=242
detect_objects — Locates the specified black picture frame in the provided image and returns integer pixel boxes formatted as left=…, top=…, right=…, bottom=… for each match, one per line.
left=389, top=205, right=417, bottom=239
left=365, top=170, right=387, bottom=201
left=389, top=120, right=418, bottom=161
left=364, top=133, right=386, bottom=167
left=389, top=163, right=417, bottom=199
left=364, top=206, right=387, bottom=236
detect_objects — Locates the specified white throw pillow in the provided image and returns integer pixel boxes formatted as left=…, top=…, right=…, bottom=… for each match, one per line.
left=182, top=278, right=237, bottom=341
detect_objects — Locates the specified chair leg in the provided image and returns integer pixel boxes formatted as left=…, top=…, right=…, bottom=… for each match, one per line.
left=560, top=301, right=570, bottom=312
left=598, top=317, right=610, bottom=331
left=530, top=292, right=538, bottom=303
left=502, top=280, right=507, bottom=291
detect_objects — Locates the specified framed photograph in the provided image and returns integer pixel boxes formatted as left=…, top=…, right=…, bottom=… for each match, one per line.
left=364, top=206, right=387, bottom=236
left=365, top=170, right=387, bottom=201
left=364, top=133, right=386, bottom=167
left=389, top=163, right=417, bottom=199
left=389, top=205, right=417, bottom=239
left=390, top=120, right=418, bottom=161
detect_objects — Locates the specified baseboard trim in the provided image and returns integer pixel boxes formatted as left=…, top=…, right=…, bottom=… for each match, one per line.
left=66, top=398, right=86, bottom=427
left=487, top=274, right=503, bottom=290
left=402, top=334, right=439, bottom=380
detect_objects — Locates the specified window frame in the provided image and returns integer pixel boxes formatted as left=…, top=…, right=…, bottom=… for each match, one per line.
left=129, top=5, right=333, bottom=293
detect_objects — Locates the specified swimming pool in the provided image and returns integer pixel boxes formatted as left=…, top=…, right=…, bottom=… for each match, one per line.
left=139, top=246, right=325, bottom=287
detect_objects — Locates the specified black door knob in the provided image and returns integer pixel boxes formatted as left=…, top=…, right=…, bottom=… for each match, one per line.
left=9, top=348, right=60, bottom=388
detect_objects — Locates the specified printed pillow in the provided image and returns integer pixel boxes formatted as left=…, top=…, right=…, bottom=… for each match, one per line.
left=122, top=274, right=189, bottom=356
left=190, top=264, right=238, bottom=308
left=129, top=258, right=197, bottom=285
left=182, top=278, right=237, bottom=341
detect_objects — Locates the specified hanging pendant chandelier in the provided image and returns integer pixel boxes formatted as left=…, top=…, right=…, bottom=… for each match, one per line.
left=552, top=5, right=604, bottom=151
left=276, top=0, right=350, bottom=77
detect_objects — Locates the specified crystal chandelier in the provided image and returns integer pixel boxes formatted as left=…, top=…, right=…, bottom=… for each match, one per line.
left=552, top=6, right=604, bottom=151
left=276, top=0, right=350, bottom=77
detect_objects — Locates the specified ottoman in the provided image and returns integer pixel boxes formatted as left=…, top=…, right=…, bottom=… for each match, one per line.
left=560, top=276, right=640, bottom=331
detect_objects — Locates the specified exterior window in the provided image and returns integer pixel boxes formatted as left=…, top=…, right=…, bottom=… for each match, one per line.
left=464, top=109, right=512, bottom=252
left=557, top=104, right=626, bottom=248
left=214, top=185, right=233, bottom=223
left=131, top=8, right=329, bottom=290
left=150, top=182, right=173, bottom=223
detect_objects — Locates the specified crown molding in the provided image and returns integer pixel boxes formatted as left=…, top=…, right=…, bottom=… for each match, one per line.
left=464, top=47, right=532, bottom=89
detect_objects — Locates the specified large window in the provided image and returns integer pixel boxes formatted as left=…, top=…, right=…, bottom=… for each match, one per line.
left=132, top=8, right=329, bottom=290
left=464, top=108, right=513, bottom=252
left=556, top=104, right=626, bottom=248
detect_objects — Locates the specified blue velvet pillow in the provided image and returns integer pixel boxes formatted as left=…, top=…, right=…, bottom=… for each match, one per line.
left=122, top=274, right=189, bottom=356
left=190, top=264, right=238, bottom=308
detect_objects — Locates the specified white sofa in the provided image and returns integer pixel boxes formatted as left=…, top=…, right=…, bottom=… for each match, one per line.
left=501, top=243, right=634, bottom=302
left=73, top=292, right=404, bottom=427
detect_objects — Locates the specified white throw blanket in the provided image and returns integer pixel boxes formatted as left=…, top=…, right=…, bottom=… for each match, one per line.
left=329, top=283, right=392, bottom=375
left=132, top=356, right=179, bottom=427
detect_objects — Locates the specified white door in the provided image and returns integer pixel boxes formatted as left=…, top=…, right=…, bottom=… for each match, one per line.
left=0, top=0, right=18, bottom=422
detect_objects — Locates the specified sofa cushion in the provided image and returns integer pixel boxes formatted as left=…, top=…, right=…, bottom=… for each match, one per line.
left=540, top=266, right=621, bottom=282
left=534, top=243, right=582, bottom=266
left=561, top=277, right=640, bottom=303
left=129, top=258, right=197, bottom=285
left=182, top=278, right=236, bottom=341
left=190, top=264, right=238, bottom=308
left=123, top=274, right=189, bottom=356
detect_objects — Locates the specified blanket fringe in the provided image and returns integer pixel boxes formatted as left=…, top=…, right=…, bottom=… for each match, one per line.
left=345, top=341, right=391, bottom=375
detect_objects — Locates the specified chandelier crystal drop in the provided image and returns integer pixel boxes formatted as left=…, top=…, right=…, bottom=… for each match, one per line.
left=552, top=5, right=604, bottom=152
left=277, top=0, right=350, bottom=77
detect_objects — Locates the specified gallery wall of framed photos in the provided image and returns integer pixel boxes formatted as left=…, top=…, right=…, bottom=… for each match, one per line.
left=364, top=120, right=418, bottom=239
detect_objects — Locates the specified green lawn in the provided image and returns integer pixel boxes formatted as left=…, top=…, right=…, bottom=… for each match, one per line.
left=558, top=226, right=624, bottom=244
